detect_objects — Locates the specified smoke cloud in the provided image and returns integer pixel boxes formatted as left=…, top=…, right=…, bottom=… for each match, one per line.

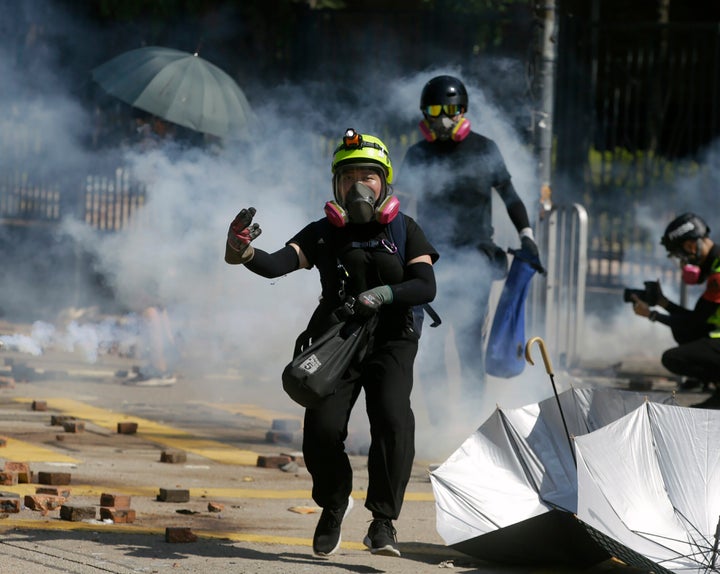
left=5, top=0, right=708, bottom=462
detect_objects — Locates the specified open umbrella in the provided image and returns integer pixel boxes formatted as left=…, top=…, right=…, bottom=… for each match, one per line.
left=92, top=46, right=256, bottom=139
left=575, top=402, right=720, bottom=574
left=429, top=386, right=677, bottom=566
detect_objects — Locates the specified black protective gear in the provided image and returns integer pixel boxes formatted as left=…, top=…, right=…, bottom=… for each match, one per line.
left=420, top=75, right=468, bottom=112
left=390, top=261, right=436, bottom=307
left=242, top=245, right=299, bottom=277
left=520, top=237, right=538, bottom=258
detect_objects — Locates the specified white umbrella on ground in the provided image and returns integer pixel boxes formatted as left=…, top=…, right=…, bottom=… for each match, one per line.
left=575, top=401, right=720, bottom=574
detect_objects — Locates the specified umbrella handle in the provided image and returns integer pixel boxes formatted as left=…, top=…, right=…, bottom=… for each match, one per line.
left=525, top=336, right=554, bottom=376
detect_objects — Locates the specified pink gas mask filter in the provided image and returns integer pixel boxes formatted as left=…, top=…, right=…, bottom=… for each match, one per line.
left=682, top=264, right=702, bottom=284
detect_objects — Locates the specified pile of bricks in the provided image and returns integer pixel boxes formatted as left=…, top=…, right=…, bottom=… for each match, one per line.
left=0, top=461, right=31, bottom=485
left=0, top=463, right=72, bottom=516
left=99, top=492, right=136, bottom=523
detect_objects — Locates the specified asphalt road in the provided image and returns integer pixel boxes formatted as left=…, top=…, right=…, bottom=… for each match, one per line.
left=0, top=321, right=695, bottom=574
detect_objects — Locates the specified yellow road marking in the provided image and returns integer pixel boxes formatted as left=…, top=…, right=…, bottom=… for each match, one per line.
left=0, top=522, right=458, bottom=556
left=0, top=437, right=78, bottom=464
left=14, top=398, right=259, bottom=466
left=193, top=402, right=302, bottom=424
left=1, top=483, right=435, bottom=502
left=7, top=398, right=434, bottom=503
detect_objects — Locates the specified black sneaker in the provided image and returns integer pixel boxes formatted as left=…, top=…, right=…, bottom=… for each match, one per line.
left=363, top=518, right=401, bottom=557
left=312, top=496, right=353, bottom=557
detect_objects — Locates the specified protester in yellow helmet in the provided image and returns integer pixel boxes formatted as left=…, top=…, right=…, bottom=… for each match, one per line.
left=225, top=129, right=438, bottom=558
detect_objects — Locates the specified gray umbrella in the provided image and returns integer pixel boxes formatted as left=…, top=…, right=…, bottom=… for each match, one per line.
left=92, top=46, right=256, bottom=139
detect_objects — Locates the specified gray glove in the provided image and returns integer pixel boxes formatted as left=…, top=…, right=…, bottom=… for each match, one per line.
left=356, top=285, right=393, bottom=315
left=227, top=207, right=262, bottom=262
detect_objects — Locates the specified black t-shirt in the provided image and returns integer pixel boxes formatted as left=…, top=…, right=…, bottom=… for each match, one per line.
left=401, top=132, right=519, bottom=247
left=289, top=213, right=438, bottom=338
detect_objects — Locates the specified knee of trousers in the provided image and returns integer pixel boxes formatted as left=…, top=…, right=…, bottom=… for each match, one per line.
left=661, top=347, right=682, bottom=372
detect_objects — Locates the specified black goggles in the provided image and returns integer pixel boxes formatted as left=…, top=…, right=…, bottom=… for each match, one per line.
left=423, top=104, right=464, bottom=118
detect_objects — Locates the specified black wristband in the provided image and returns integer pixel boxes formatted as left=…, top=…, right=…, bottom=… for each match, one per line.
left=649, top=311, right=658, bottom=322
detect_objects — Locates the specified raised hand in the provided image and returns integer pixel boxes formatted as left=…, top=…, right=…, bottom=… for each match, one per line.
left=227, top=207, right=262, bottom=261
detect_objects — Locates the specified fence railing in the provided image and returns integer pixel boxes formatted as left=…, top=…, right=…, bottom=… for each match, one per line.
left=0, top=176, right=61, bottom=223
left=529, top=203, right=588, bottom=369
left=0, top=169, right=146, bottom=231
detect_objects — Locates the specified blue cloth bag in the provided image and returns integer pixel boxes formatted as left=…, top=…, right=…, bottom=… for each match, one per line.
left=485, top=251, right=538, bottom=378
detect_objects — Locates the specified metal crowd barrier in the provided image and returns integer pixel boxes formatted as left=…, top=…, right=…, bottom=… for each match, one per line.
left=528, top=203, right=588, bottom=369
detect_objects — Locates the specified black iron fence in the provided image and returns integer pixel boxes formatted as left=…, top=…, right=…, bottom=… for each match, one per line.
left=0, top=169, right=146, bottom=231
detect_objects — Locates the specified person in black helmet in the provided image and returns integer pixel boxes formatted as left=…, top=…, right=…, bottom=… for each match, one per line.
left=631, top=212, right=720, bottom=408
left=398, top=74, right=542, bottom=414
left=225, top=129, right=438, bottom=558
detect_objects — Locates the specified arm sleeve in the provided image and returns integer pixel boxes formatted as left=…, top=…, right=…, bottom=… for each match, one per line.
left=228, top=245, right=299, bottom=278
left=495, top=180, right=531, bottom=232
left=390, top=262, right=436, bottom=306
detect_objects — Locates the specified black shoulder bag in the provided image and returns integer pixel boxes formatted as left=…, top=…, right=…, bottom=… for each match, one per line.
left=282, top=299, right=378, bottom=409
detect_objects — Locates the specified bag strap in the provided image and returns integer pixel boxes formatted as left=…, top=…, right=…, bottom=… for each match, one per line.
left=387, top=215, right=441, bottom=328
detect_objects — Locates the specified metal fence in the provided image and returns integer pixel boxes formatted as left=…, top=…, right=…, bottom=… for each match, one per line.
left=529, top=203, right=588, bottom=369
left=0, top=169, right=146, bottom=231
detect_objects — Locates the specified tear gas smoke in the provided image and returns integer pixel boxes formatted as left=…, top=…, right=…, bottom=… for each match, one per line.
left=0, top=13, right=551, bottom=460
left=5, top=0, right=708, bottom=461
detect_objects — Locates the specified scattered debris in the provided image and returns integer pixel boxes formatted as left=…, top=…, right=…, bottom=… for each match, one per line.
left=60, top=505, right=96, bottom=522
left=116, top=422, right=138, bottom=434
left=160, top=450, right=186, bottom=463
left=207, top=502, right=224, bottom=513
left=157, top=488, right=190, bottom=503
left=165, top=527, right=197, bottom=543
left=287, top=506, right=320, bottom=515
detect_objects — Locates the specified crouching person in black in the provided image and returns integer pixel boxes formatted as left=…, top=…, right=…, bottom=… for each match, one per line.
left=631, top=212, right=720, bottom=408
left=224, top=129, right=438, bottom=557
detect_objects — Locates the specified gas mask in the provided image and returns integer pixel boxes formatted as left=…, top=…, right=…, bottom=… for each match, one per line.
left=419, top=116, right=471, bottom=142
left=344, top=182, right=376, bottom=224
left=429, top=116, right=457, bottom=140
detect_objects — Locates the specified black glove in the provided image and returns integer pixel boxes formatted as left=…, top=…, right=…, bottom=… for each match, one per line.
left=519, top=236, right=545, bottom=274
left=227, top=207, right=262, bottom=262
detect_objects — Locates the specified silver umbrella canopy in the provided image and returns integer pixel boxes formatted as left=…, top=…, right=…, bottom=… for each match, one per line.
left=429, top=386, right=677, bottom=566
left=92, top=46, right=256, bottom=139
left=576, top=402, right=720, bottom=574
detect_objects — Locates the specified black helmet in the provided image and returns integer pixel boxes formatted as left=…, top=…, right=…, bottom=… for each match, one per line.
left=420, top=75, right=468, bottom=111
left=661, top=212, right=710, bottom=254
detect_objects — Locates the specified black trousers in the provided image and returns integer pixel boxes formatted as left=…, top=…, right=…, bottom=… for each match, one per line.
left=302, top=336, right=418, bottom=520
left=661, top=337, right=720, bottom=382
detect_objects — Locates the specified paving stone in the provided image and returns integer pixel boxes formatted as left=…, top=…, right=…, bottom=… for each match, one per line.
left=157, top=488, right=190, bottom=503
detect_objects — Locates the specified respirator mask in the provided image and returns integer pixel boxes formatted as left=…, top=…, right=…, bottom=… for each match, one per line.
left=344, top=182, right=376, bottom=224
